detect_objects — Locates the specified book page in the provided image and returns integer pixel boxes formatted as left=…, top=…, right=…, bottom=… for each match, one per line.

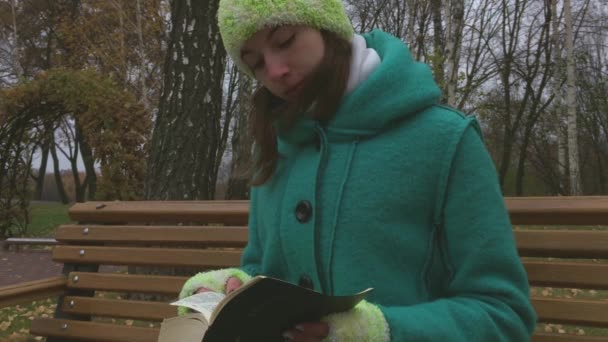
left=171, top=292, right=226, bottom=322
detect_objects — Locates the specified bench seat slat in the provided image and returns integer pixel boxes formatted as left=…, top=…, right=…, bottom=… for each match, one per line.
left=53, top=246, right=242, bottom=267
left=67, top=272, right=187, bottom=294
left=30, top=318, right=159, bottom=342
left=515, top=230, right=608, bottom=258
left=533, top=297, right=608, bottom=327
left=532, top=332, right=608, bottom=342
left=524, top=261, right=608, bottom=289
left=55, top=225, right=248, bottom=246
left=62, top=296, right=176, bottom=321
left=506, top=197, right=608, bottom=225
left=69, top=201, right=250, bottom=225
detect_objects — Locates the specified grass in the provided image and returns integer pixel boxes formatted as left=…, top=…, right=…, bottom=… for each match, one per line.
left=25, top=202, right=72, bottom=238
left=0, top=298, right=56, bottom=341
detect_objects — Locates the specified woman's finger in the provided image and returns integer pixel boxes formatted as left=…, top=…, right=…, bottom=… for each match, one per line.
left=282, top=322, right=330, bottom=341
left=194, top=287, right=211, bottom=294
left=225, top=276, right=243, bottom=294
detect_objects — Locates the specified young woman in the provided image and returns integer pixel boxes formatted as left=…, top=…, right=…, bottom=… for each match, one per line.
left=178, top=0, right=537, bottom=341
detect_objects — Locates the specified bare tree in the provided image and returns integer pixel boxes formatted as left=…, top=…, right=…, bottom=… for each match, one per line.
left=430, top=0, right=445, bottom=85
left=135, top=0, right=150, bottom=109
left=445, top=0, right=465, bottom=106
left=457, top=0, right=502, bottom=111
left=564, top=0, right=581, bottom=195
left=8, top=0, right=22, bottom=78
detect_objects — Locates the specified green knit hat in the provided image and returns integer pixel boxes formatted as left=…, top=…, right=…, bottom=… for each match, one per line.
left=218, top=0, right=354, bottom=78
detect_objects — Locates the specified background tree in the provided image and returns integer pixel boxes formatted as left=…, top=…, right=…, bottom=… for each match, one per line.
left=145, top=0, right=227, bottom=200
left=0, top=69, right=150, bottom=202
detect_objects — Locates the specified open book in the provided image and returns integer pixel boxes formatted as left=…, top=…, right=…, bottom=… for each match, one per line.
left=168, top=275, right=373, bottom=342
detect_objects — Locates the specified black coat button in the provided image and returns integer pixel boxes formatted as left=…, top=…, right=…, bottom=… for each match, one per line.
left=299, top=275, right=313, bottom=290
left=295, top=200, right=312, bottom=223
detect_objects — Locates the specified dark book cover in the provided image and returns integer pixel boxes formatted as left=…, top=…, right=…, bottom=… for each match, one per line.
left=200, top=276, right=372, bottom=342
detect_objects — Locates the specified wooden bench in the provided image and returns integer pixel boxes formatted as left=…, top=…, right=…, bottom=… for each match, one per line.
left=0, top=197, right=607, bottom=341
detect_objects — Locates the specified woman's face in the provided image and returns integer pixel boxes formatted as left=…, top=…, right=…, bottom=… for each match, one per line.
left=241, top=25, right=325, bottom=101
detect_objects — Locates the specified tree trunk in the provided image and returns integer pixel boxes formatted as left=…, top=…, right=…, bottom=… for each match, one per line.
left=135, top=0, right=150, bottom=110
left=406, top=0, right=417, bottom=46
left=50, top=136, right=70, bottom=204
left=550, top=0, right=567, bottom=194
left=430, top=0, right=445, bottom=86
left=72, top=123, right=87, bottom=202
left=564, top=0, right=581, bottom=195
left=225, top=73, right=253, bottom=200
left=33, top=135, right=51, bottom=201
left=445, top=0, right=464, bottom=107
left=10, top=0, right=23, bottom=78
left=145, top=0, right=226, bottom=200
left=78, top=128, right=97, bottom=200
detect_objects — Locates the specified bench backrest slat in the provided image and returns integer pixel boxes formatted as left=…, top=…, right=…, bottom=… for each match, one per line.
left=61, top=296, right=176, bottom=321
left=506, top=197, right=608, bottom=225
left=514, top=230, right=608, bottom=258
left=30, top=318, right=159, bottom=342
left=68, top=201, right=250, bottom=225
left=523, top=261, right=608, bottom=290
left=55, top=226, right=248, bottom=246
left=53, top=246, right=242, bottom=268
left=67, top=273, right=187, bottom=295
left=533, top=298, right=608, bottom=327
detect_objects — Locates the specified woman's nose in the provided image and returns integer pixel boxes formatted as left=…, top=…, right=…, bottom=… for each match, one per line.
left=265, top=57, right=289, bottom=80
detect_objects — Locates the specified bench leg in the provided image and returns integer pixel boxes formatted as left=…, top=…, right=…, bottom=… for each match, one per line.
left=42, top=264, right=99, bottom=342
left=53, top=263, right=100, bottom=321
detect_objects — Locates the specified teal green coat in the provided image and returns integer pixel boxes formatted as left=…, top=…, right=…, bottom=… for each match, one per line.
left=241, top=30, right=537, bottom=340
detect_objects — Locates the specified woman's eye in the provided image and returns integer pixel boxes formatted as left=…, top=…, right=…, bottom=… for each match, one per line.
left=253, top=60, right=264, bottom=71
left=279, top=34, right=295, bottom=48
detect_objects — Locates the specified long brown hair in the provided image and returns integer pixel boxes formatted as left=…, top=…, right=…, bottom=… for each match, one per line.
left=249, top=29, right=353, bottom=186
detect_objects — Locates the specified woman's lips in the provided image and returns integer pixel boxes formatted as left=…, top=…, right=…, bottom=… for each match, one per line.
left=285, top=82, right=304, bottom=96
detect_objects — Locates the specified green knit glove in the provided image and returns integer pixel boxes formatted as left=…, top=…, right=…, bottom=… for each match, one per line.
left=321, top=300, right=390, bottom=341
left=177, top=268, right=252, bottom=316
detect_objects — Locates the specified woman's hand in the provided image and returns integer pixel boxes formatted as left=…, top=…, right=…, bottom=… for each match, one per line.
left=282, top=322, right=330, bottom=342
left=194, top=276, right=243, bottom=294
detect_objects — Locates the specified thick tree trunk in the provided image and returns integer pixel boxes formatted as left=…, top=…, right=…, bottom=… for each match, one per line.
left=145, top=0, right=226, bottom=200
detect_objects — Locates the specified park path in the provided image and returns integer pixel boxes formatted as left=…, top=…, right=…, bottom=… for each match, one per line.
left=0, top=248, right=62, bottom=287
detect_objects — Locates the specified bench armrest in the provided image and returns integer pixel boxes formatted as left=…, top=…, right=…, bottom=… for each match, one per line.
left=0, top=276, right=67, bottom=308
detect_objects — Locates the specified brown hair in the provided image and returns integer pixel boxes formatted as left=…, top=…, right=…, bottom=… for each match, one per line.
left=248, top=29, right=353, bottom=186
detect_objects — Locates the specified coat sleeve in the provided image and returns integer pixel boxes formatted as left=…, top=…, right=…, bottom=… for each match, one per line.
left=176, top=188, right=263, bottom=315
left=240, top=186, right=263, bottom=277
left=378, top=121, right=537, bottom=341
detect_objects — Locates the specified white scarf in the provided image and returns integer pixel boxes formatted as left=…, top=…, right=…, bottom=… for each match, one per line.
left=344, top=34, right=381, bottom=96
